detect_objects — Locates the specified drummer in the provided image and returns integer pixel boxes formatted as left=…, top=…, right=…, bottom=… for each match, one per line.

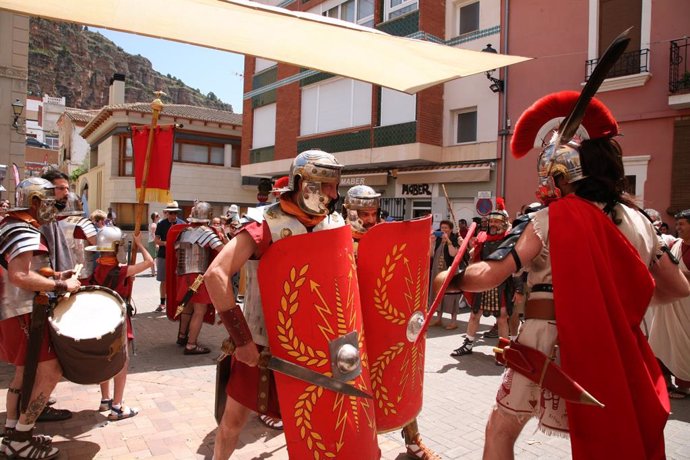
left=0, top=178, right=80, bottom=460
left=84, top=226, right=153, bottom=421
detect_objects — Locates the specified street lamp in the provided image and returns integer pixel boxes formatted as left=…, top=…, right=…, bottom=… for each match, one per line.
left=481, top=44, right=504, bottom=93
left=11, top=99, right=24, bottom=132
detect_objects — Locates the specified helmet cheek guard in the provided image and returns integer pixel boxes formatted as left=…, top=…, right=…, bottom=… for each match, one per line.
left=288, top=150, right=344, bottom=216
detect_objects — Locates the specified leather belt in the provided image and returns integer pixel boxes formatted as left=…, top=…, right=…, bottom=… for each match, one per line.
left=524, top=298, right=556, bottom=321
left=531, top=283, right=553, bottom=293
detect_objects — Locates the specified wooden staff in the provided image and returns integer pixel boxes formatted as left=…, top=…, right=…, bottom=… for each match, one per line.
left=129, top=91, right=165, bottom=263
left=441, top=184, right=457, bottom=224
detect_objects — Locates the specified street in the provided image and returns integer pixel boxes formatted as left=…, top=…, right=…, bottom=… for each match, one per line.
left=2, top=271, right=690, bottom=459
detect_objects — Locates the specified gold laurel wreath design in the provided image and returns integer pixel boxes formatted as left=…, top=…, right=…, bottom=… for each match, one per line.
left=369, top=342, right=405, bottom=415
left=294, top=384, right=335, bottom=459
left=275, top=265, right=329, bottom=368
left=373, top=244, right=408, bottom=325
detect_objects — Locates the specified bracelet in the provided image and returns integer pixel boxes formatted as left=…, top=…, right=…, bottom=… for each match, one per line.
left=219, top=307, right=253, bottom=347
left=54, top=279, right=67, bottom=293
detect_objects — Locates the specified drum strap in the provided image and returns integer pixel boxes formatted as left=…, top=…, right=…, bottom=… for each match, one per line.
left=20, top=292, right=52, bottom=413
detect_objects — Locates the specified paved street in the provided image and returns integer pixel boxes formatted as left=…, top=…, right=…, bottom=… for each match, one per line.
left=2, top=271, right=690, bottom=459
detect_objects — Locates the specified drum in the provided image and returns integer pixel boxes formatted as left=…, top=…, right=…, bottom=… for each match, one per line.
left=48, top=286, right=127, bottom=385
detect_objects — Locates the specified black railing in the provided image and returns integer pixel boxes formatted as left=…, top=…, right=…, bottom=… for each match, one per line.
left=585, top=48, right=649, bottom=81
left=380, top=198, right=406, bottom=221
left=670, top=38, right=690, bottom=94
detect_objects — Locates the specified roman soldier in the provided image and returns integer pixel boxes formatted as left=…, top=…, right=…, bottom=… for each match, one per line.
left=0, top=178, right=80, bottom=460
left=57, top=192, right=98, bottom=281
left=451, top=198, right=516, bottom=357
left=441, top=30, right=690, bottom=459
left=166, top=201, right=224, bottom=354
left=206, top=150, right=380, bottom=460
left=345, top=185, right=440, bottom=460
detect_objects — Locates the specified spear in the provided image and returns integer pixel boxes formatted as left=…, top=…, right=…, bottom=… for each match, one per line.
left=441, top=184, right=457, bottom=225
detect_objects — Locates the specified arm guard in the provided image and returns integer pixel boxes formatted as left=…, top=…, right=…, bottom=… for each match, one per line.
left=484, top=215, right=531, bottom=272
left=219, top=307, right=253, bottom=347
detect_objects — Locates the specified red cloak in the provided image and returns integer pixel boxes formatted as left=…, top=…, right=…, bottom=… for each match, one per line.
left=550, top=195, right=668, bottom=460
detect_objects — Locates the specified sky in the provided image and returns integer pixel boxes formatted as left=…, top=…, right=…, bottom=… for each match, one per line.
left=94, top=28, right=246, bottom=113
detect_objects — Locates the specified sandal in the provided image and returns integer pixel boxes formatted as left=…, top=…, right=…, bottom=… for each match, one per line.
left=99, top=399, right=113, bottom=411
left=258, top=415, right=283, bottom=430
left=36, top=406, right=72, bottom=422
left=450, top=338, right=473, bottom=357
left=2, top=429, right=59, bottom=459
left=669, top=388, right=690, bottom=400
left=176, top=335, right=188, bottom=347
left=184, top=344, right=210, bottom=355
left=405, top=434, right=441, bottom=460
left=108, top=405, right=139, bottom=421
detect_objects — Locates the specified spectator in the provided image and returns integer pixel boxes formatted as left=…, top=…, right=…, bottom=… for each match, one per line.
left=428, top=220, right=463, bottom=329
left=457, top=218, right=469, bottom=238
left=154, top=201, right=185, bottom=312
left=648, top=209, right=690, bottom=399
left=147, top=212, right=160, bottom=277
left=90, top=209, right=107, bottom=231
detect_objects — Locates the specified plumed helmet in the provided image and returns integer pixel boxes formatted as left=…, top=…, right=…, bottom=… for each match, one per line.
left=344, top=185, right=381, bottom=211
left=12, top=177, right=56, bottom=211
left=57, top=192, right=84, bottom=217
left=488, top=197, right=509, bottom=222
left=87, top=225, right=123, bottom=252
left=188, top=201, right=213, bottom=223
left=271, top=176, right=290, bottom=196
left=287, top=150, right=343, bottom=192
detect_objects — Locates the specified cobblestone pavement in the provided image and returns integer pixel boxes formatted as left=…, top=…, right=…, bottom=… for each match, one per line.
left=2, top=272, right=689, bottom=459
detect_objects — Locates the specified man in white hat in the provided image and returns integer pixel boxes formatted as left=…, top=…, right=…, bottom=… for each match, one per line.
left=153, top=201, right=185, bottom=312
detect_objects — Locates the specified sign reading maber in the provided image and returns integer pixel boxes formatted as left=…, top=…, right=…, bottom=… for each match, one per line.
left=397, top=183, right=435, bottom=197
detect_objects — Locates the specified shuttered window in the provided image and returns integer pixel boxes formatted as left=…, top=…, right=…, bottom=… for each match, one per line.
left=669, top=118, right=690, bottom=214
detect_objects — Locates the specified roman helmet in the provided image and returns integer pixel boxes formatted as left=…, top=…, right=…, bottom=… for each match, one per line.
left=86, top=225, right=123, bottom=252
left=11, top=177, right=57, bottom=223
left=343, top=185, right=381, bottom=234
left=188, top=201, right=213, bottom=224
left=287, top=150, right=344, bottom=216
left=57, top=191, right=84, bottom=217
left=487, top=197, right=510, bottom=232
left=510, top=30, right=631, bottom=204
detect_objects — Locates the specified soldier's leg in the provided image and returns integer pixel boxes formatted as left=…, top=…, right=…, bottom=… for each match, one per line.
left=402, top=418, right=441, bottom=460
left=185, top=302, right=209, bottom=353
left=214, top=396, right=252, bottom=460
left=497, top=307, right=509, bottom=339
left=482, top=406, right=528, bottom=460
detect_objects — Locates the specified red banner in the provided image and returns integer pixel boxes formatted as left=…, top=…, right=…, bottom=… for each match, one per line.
left=131, top=125, right=174, bottom=203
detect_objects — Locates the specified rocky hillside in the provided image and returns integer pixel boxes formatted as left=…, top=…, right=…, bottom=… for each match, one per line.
left=28, top=18, right=234, bottom=112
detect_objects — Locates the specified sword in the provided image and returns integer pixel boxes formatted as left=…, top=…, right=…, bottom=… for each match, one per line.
left=175, top=274, right=204, bottom=318
left=494, top=338, right=604, bottom=407
left=220, top=339, right=372, bottom=399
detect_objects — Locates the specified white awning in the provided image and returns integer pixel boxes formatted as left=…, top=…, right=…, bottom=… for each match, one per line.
left=1, top=0, right=529, bottom=94
left=396, top=163, right=493, bottom=184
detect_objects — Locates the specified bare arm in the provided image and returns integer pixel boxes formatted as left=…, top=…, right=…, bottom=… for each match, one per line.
left=154, top=235, right=164, bottom=246
left=458, top=223, right=542, bottom=293
left=8, top=252, right=80, bottom=292
left=649, top=252, right=690, bottom=304
left=126, top=234, right=154, bottom=277
left=205, top=231, right=257, bottom=312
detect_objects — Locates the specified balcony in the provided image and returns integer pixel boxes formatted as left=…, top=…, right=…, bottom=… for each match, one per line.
left=669, top=37, right=690, bottom=109
left=584, top=48, right=650, bottom=92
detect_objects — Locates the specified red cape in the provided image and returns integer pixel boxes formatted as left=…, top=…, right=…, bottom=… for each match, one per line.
left=165, top=224, right=215, bottom=324
left=550, top=195, right=668, bottom=460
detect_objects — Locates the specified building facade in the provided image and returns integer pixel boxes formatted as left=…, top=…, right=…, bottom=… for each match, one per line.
left=241, top=0, right=506, bottom=226
left=79, top=77, right=255, bottom=228
left=502, top=0, right=690, bottom=220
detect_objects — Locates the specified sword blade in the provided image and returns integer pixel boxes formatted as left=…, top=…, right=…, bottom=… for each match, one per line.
left=267, top=356, right=372, bottom=399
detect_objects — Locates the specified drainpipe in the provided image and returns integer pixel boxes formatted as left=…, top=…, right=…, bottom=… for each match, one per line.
left=499, top=0, right=510, bottom=198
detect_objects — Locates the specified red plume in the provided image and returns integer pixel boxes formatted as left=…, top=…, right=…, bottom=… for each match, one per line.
left=495, top=197, right=506, bottom=211
left=272, top=176, right=289, bottom=195
left=510, top=91, right=619, bottom=158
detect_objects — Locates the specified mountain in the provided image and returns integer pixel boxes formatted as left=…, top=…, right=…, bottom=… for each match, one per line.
left=28, top=18, right=234, bottom=112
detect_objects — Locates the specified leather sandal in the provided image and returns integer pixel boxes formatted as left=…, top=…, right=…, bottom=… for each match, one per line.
left=99, top=399, right=113, bottom=412
left=258, top=415, right=283, bottom=430
left=2, top=428, right=59, bottom=459
left=405, top=434, right=441, bottom=460
left=108, top=405, right=139, bottom=421
left=184, top=344, right=210, bottom=355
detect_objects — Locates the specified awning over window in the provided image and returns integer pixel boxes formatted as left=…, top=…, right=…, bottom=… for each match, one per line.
left=396, top=162, right=493, bottom=184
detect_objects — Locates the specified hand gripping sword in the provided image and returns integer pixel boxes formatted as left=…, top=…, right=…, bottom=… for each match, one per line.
left=175, top=274, right=204, bottom=318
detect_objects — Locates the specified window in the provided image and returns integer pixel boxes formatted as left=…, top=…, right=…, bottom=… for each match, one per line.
left=384, top=0, right=417, bottom=21
left=301, top=78, right=372, bottom=136
left=252, top=103, right=276, bottom=149
left=322, top=0, right=374, bottom=27
left=458, top=2, right=479, bottom=36
left=120, top=135, right=133, bottom=176
left=173, top=140, right=227, bottom=166
left=44, top=135, right=59, bottom=150
left=455, top=109, right=477, bottom=143
left=412, top=199, right=431, bottom=218
left=380, top=88, right=416, bottom=127
left=255, top=58, right=277, bottom=74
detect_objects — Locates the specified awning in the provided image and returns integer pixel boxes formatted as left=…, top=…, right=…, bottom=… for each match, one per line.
left=1, top=0, right=529, bottom=94
left=396, top=162, right=493, bottom=184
